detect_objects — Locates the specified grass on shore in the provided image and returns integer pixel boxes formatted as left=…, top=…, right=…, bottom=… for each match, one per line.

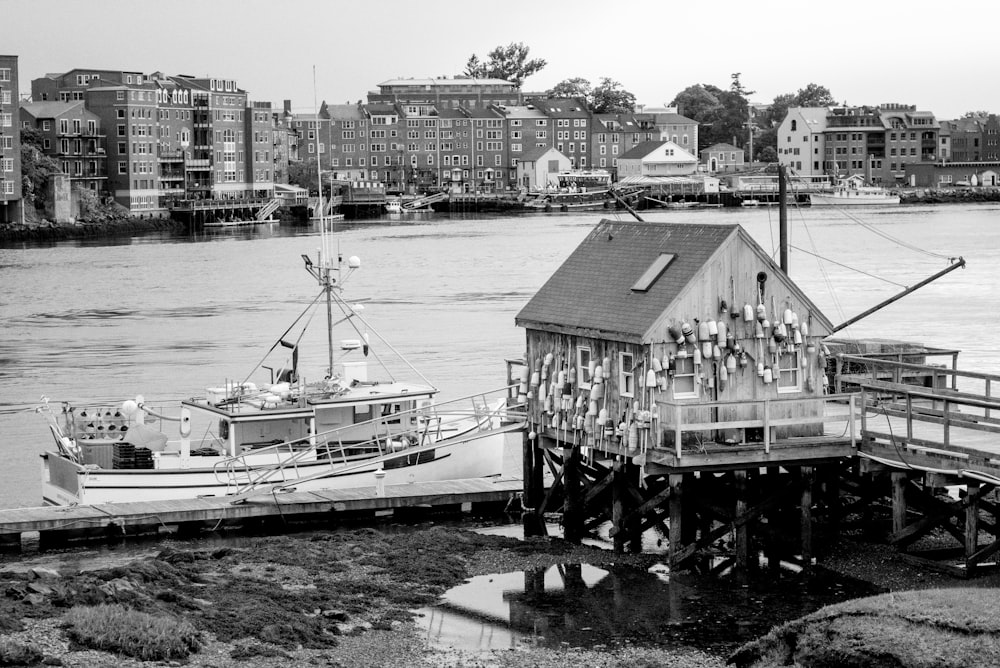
left=730, top=587, right=1000, bottom=668
left=64, top=603, right=202, bottom=661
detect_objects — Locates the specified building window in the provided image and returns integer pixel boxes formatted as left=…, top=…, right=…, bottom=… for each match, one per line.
left=777, top=350, right=801, bottom=393
left=577, top=346, right=592, bottom=389
left=619, top=352, right=635, bottom=398
left=673, top=356, right=698, bottom=398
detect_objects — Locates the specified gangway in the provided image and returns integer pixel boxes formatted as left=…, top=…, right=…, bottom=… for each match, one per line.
left=256, top=198, right=282, bottom=221
left=402, top=192, right=448, bottom=211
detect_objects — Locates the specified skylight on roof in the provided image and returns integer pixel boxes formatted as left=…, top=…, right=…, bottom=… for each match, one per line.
left=631, top=254, right=676, bottom=292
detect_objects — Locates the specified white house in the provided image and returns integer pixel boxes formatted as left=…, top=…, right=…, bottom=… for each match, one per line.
left=617, top=140, right=698, bottom=178
left=516, top=147, right=572, bottom=191
left=777, top=107, right=829, bottom=177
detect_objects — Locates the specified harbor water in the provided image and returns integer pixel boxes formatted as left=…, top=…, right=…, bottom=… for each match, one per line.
left=2, top=203, right=1000, bottom=509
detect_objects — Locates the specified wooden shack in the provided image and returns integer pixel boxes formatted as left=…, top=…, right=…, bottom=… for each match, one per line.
left=514, top=220, right=860, bottom=569
left=515, top=220, right=834, bottom=451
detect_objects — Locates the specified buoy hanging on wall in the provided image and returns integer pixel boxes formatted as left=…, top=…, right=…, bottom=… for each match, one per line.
left=783, top=308, right=793, bottom=325
left=682, top=322, right=696, bottom=344
left=756, top=304, right=767, bottom=322
left=716, top=321, right=728, bottom=347
left=702, top=341, right=713, bottom=360
left=693, top=347, right=702, bottom=366
left=726, top=355, right=737, bottom=374
left=698, top=321, right=711, bottom=341
left=757, top=361, right=765, bottom=377
left=652, top=356, right=663, bottom=373
left=763, top=366, right=773, bottom=384
left=707, top=320, right=718, bottom=339
left=743, top=304, right=754, bottom=322
left=646, top=369, right=657, bottom=388
left=668, top=325, right=683, bottom=344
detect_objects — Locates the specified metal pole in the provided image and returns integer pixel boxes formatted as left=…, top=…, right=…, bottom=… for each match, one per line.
left=778, top=164, right=788, bottom=273
left=831, top=257, right=966, bottom=333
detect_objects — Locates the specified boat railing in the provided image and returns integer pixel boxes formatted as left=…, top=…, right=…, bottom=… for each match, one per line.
left=214, top=385, right=522, bottom=496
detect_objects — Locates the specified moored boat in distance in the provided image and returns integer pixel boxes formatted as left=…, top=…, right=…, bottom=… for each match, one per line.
left=524, top=170, right=642, bottom=213
left=809, top=175, right=900, bottom=206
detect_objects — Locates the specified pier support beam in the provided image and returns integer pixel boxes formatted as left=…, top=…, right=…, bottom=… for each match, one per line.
left=668, top=473, right=684, bottom=570
left=891, top=471, right=909, bottom=536
left=612, top=459, right=626, bottom=554
left=800, top=466, right=814, bottom=566
left=735, top=470, right=749, bottom=572
left=562, top=446, right=582, bottom=543
left=522, top=431, right=546, bottom=537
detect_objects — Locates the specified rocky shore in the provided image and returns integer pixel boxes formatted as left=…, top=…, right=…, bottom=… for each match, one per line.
left=3, top=522, right=999, bottom=668
left=0, top=526, right=727, bottom=668
left=0, top=216, right=186, bottom=244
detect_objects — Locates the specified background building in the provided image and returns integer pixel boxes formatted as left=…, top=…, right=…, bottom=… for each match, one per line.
left=0, top=55, right=23, bottom=224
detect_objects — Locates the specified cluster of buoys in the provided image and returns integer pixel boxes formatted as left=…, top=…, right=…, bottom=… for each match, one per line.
left=72, top=407, right=129, bottom=440
left=520, top=350, right=663, bottom=450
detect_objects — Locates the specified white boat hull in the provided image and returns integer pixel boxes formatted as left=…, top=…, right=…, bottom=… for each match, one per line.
left=809, top=193, right=899, bottom=206
left=42, top=428, right=515, bottom=506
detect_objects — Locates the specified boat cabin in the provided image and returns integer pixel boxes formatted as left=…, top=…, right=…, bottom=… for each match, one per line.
left=515, top=220, right=834, bottom=449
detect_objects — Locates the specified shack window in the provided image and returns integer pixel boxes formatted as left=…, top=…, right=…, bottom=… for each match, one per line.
left=673, top=356, right=698, bottom=399
left=777, top=350, right=801, bottom=393
left=619, top=352, right=634, bottom=398
left=577, top=346, right=592, bottom=388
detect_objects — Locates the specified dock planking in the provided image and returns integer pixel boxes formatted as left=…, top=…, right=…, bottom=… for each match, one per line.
left=0, top=477, right=525, bottom=550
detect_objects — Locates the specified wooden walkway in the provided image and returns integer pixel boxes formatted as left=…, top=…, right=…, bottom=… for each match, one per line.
left=0, top=477, right=524, bottom=549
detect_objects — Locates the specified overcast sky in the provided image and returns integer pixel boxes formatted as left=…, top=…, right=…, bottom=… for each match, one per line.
left=4, top=0, right=998, bottom=121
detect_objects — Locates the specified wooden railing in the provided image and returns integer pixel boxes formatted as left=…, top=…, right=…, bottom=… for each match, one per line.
left=836, top=354, right=997, bottom=412
left=657, top=394, right=859, bottom=462
left=860, top=379, right=1000, bottom=452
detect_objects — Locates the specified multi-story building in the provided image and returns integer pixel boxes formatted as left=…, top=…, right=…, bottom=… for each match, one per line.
left=878, top=104, right=939, bottom=183
left=247, top=101, right=275, bottom=198
left=437, top=107, right=471, bottom=191
left=983, top=115, right=1000, bottom=162
left=84, top=81, right=160, bottom=212
left=32, top=67, right=146, bottom=103
left=944, top=117, right=983, bottom=162
left=778, top=104, right=938, bottom=184
left=369, top=77, right=521, bottom=109
left=637, top=107, right=698, bottom=156
left=498, top=104, right=550, bottom=187
left=34, top=69, right=277, bottom=215
left=775, top=107, right=829, bottom=177
left=399, top=101, right=439, bottom=192
left=534, top=98, right=591, bottom=170
left=19, top=101, right=107, bottom=194
left=364, top=102, right=402, bottom=187
left=326, top=103, right=366, bottom=182
left=464, top=105, right=506, bottom=191
left=0, top=54, right=22, bottom=224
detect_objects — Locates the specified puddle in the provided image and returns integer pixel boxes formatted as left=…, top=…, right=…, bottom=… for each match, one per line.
left=415, top=560, right=880, bottom=655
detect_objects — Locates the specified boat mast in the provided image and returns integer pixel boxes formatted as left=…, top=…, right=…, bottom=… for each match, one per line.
left=312, top=66, right=336, bottom=378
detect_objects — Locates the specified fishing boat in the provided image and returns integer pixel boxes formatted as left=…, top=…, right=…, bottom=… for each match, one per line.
left=524, top=170, right=640, bottom=212
left=809, top=175, right=900, bottom=206
left=384, top=197, right=403, bottom=214
left=37, top=137, right=519, bottom=507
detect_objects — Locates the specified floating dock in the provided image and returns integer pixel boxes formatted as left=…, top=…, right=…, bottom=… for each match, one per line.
left=0, top=477, right=525, bottom=550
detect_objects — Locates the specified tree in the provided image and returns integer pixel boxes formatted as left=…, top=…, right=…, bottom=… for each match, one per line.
left=795, top=83, right=836, bottom=108
left=670, top=84, right=723, bottom=123
left=288, top=158, right=320, bottom=195
left=590, top=78, right=636, bottom=113
left=19, top=127, right=61, bottom=210
left=548, top=77, right=592, bottom=99
left=463, top=42, right=546, bottom=88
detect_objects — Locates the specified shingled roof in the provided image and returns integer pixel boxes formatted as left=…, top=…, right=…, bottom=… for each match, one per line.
left=515, top=220, right=832, bottom=342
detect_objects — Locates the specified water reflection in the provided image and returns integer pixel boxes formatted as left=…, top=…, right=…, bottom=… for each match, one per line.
left=416, top=561, right=879, bottom=655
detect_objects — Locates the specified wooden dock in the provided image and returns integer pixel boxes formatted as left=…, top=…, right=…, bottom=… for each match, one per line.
left=0, top=477, right=525, bottom=550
